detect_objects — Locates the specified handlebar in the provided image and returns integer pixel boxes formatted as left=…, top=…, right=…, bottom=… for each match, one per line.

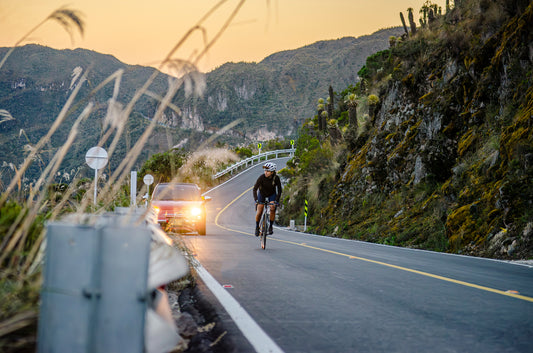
left=255, top=200, right=279, bottom=211
left=255, top=200, right=279, bottom=205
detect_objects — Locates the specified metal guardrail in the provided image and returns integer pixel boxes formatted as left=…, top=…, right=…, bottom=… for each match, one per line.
left=212, top=148, right=295, bottom=179
left=38, top=210, right=187, bottom=353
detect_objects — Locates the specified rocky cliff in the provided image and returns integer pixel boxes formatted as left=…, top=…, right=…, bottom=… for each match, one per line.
left=280, top=0, right=533, bottom=259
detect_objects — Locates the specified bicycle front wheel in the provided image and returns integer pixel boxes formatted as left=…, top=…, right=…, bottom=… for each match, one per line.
left=260, top=213, right=268, bottom=250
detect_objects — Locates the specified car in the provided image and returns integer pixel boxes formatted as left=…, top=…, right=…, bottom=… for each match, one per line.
left=150, top=182, right=211, bottom=235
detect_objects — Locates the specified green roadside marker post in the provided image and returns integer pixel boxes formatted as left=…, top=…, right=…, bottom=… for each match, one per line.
left=304, top=199, right=308, bottom=232
left=290, top=140, right=295, bottom=156
left=258, top=143, right=262, bottom=157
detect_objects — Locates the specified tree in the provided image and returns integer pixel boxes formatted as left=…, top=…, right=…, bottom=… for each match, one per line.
left=139, top=149, right=187, bottom=183
left=317, top=98, right=326, bottom=131
left=420, top=3, right=429, bottom=28
left=389, top=36, right=397, bottom=48
left=320, top=111, right=328, bottom=133
left=368, top=94, right=380, bottom=124
left=328, top=86, right=334, bottom=119
left=400, top=12, right=409, bottom=36
left=328, top=119, right=342, bottom=145
left=345, top=93, right=358, bottom=126
left=407, top=8, right=417, bottom=35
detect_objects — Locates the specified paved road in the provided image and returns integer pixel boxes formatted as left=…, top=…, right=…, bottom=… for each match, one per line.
left=182, top=158, right=533, bottom=353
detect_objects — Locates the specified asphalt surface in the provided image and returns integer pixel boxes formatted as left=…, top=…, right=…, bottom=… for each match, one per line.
left=181, top=158, right=533, bottom=353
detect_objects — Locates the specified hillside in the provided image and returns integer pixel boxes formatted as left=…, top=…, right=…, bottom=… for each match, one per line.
left=279, top=0, right=533, bottom=259
left=177, top=27, right=403, bottom=140
left=0, top=45, right=209, bottom=185
left=0, top=28, right=400, bottom=186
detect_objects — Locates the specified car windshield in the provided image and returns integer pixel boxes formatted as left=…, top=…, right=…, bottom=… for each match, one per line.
left=152, top=184, right=201, bottom=201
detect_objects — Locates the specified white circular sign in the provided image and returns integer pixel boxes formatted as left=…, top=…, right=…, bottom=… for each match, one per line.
left=143, top=174, right=154, bottom=185
left=85, top=146, right=108, bottom=170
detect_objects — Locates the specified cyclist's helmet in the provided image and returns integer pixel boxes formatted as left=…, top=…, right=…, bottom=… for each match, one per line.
left=263, top=162, right=277, bottom=172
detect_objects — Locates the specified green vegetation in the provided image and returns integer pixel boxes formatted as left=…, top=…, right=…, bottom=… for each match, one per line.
left=0, top=3, right=252, bottom=349
left=2, top=1, right=532, bottom=350
left=0, top=27, right=400, bottom=190
left=279, top=0, right=533, bottom=259
left=139, top=149, right=188, bottom=183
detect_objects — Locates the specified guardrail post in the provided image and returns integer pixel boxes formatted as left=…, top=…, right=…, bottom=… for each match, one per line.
left=38, top=221, right=151, bottom=353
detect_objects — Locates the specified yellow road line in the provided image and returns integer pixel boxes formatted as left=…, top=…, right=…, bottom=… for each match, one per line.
left=275, top=238, right=533, bottom=303
left=214, top=186, right=254, bottom=236
left=215, top=189, right=533, bottom=303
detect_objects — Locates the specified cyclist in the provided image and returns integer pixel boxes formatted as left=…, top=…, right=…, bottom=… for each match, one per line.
left=253, top=162, right=282, bottom=236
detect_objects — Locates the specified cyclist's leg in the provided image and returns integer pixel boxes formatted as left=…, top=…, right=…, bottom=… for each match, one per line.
left=267, top=194, right=276, bottom=234
left=255, top=192, right=266, bottom=236
left=255, top=204, right=263, bottom=236
left=255, top=204, right=264, bottom=222
left=269, top=200, right=276, bottom=222
left=261, top=210, right=268, bottom=238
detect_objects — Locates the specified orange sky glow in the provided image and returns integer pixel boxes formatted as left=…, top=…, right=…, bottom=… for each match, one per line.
left=0, top=0, right=448, bottom=73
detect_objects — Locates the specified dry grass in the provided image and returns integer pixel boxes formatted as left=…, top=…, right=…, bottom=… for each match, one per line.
left=0, top=1, right=252, bottom=348
left=0, top=110, right=15, bottom=124
left=177, top=148, right=240, bottom=186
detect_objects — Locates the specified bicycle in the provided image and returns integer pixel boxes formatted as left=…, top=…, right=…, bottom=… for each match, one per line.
left=256, top=200, right=277, bottom=250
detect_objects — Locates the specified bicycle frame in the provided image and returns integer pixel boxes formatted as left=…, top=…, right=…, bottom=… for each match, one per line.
left=257, top=200, right=276, bottom=250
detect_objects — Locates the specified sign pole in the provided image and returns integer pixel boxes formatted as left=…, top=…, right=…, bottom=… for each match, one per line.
left=304, top=199, right=308, bottom=232
left=85, top=146, right=108, bottom=207
left=94, top=169, right=98, bottom=205
left=130, top=171, right=137, bottom=207
left=143, top=174, right=154, bottom=206
left=290, top=140, right=295, bottom=157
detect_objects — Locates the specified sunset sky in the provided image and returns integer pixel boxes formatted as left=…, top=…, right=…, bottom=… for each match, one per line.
left=0, top=0, right=448, bottom=73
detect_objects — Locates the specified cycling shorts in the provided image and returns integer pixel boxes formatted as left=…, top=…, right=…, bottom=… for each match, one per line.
left=258, top=192, right=276, bottom=203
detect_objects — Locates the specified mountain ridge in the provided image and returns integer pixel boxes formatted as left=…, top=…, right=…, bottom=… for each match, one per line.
left=0, top=27, right=401, bottom=184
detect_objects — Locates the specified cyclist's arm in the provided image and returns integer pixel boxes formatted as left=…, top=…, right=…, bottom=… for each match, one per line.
left=253, top=175, right=262, bottom=202
left=275, top=175, right=282, bottom=203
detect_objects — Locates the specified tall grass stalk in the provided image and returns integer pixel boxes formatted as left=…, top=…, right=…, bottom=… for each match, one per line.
left=15, top=104, right=93, bottom=262
left=0, top=69, right=89, bottom=208
left=1, top=2, right=253, bottom=347
left=0, top=7, right=84, bottom=72
left=0, top=103, right=93, bottom=268
left=0, top=110, right=15, bottom=124
left=90, top=0, right=248, bottom=212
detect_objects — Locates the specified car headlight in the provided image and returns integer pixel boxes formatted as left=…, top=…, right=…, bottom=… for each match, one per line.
left=152, top=206, right=160, bottom=214
left=190, top=207, right=202, bottom=217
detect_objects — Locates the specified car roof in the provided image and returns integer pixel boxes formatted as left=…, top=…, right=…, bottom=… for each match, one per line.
left=155, top=182, right=200, bottom=189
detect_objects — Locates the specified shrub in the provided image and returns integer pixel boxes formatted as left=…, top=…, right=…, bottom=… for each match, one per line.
left=139, top=149, right=188, bottom=183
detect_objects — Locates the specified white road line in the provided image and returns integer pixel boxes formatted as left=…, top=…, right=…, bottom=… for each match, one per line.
left=193, top=260, right=285, bottom=353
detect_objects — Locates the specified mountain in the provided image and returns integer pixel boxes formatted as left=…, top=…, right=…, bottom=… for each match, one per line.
left=0, top=44, right=194, bottom=185
left=0, top=27, right=401, bottom=185
left=278, top=0, right=533, bottom=259
left=178, top=27, right=402, bottom=140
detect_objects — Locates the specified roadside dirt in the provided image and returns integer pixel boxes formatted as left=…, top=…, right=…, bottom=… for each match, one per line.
left=167, top=282, right=237, bottom=353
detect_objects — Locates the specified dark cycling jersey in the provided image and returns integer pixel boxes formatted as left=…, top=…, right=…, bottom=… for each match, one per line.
left=253, top=173, right=282, bottom=203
